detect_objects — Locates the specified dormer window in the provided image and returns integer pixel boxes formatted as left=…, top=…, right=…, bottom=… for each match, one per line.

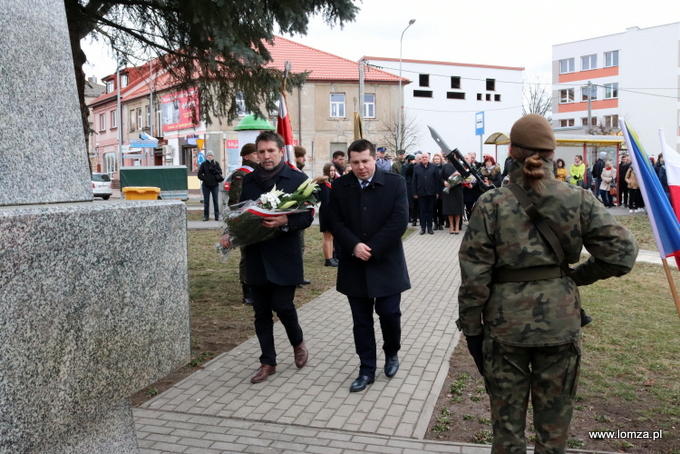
left=105, top=80, right=114, bottom=94
left=121, top=74, right=128, bottom=88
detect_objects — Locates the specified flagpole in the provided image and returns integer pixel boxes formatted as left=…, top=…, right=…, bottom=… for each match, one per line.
left=661, top=259, right=680, bottom=318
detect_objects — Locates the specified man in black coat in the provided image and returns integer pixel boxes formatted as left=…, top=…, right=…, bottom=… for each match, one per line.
left=220, top=131, right=313, bottom=384
left=412, top=152, right=440, bottom=234
left=197, top=150, right=223, bottom=221
left=329, top=139, right=411, bottom=393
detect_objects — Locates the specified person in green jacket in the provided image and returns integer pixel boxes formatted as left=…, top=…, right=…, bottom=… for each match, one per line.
left=458, top=114, right=638, bottom=454
left=569, top=154, right=586, bottom=188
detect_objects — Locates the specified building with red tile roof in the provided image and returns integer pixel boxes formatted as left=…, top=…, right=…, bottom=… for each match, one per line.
left=89, top=36, right=406, bottom=184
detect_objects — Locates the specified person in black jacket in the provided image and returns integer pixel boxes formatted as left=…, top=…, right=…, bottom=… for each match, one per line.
left=197, top=150, right=223, bottom=221
left=412, top=152, right=440, bottom=234
left=329, top=139, right=411, bottom=393
left=617, top=154, right=631, bottom=207
left=220, top=131, right=313, bottom=384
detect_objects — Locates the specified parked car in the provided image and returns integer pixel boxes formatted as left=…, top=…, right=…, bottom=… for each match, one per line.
left=91, top=173, right=112, bottom=200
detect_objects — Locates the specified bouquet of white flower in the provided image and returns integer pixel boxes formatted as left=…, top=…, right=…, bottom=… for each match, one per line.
left=442, top=173, right=463, bottom=194
left=216, top=179, right=318, bottom=260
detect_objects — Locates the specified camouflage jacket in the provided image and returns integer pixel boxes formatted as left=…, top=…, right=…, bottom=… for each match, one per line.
left=227, top=159, right=258, bottom=206
left=457, top=160, right=638, bottom=347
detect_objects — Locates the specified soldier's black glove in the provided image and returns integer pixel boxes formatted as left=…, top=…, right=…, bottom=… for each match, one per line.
left=466, top=334, right=484, bottom=376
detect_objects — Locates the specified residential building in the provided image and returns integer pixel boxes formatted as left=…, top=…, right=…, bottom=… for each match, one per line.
left=84, top=76, right=106, bottom=171
left=365, top=57, right=524, bottom=160
left=88, top=36, right=402, bottom=186
left=552, top=22, right=680, bottom=158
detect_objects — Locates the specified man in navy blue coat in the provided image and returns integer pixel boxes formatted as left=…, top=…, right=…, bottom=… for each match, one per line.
left=329, top=139, right=411, bottom=392
left=220, top=131, right=313, bottom=384
left=412, top=152, right=440, bottom=234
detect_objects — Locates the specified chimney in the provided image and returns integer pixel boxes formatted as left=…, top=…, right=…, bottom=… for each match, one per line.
left=89, top=75, right=97, bottom=84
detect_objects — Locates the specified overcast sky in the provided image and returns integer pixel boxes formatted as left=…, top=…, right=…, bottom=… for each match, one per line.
left=83, top=0, right=680, bottom=82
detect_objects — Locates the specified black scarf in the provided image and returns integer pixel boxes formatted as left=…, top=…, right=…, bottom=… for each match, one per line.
left=254, top=159, right=286, bottom=190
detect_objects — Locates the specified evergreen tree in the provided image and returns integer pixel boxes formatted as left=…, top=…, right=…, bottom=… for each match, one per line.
left=64, top=0, right=359, bottom=137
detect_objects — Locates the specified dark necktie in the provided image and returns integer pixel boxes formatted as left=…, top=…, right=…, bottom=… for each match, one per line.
left=361, top=179, right=369, bottom=189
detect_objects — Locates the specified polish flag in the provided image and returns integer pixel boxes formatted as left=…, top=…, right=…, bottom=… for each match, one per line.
left=277, top=92, right=299, bottom=171
left=660, top=130, right=680, bottom=218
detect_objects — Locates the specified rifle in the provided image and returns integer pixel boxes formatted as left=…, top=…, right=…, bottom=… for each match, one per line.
left=428, top=126, right=494, bottom=192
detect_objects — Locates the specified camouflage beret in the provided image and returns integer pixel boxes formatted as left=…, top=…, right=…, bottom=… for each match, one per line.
left=510, top=114, right=556, bottom=152
left=240, top=143, right=257, bottom=157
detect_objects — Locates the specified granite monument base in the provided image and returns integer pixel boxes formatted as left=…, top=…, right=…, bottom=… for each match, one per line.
left=0, top=201, right=190, bottom=454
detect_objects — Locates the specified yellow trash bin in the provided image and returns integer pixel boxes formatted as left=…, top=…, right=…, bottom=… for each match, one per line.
left=122, top=186, right=161, bottom=200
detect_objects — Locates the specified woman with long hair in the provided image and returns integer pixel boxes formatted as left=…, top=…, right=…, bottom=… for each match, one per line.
left=314, top=163, right=338, bottom=266
left=555, top=158, right=568, bottom=182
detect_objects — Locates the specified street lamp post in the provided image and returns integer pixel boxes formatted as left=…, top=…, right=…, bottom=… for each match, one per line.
left=398, top=19, right=415, bottom=152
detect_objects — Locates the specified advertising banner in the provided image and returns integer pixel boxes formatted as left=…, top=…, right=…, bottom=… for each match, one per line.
left=162, top=88, right=199, bottom=132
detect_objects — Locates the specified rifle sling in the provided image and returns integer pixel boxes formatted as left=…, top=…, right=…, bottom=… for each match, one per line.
left=493, top=184, right=571, bottom=282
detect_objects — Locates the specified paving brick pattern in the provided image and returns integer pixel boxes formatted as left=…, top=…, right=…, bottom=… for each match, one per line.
left=135, top=227, right=623, bottom=453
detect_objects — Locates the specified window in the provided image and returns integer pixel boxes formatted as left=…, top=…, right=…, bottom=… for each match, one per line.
left=330, top=93, right=345, bottom=117
left=581, top=117, right=597, bottom=126
left=485, top=94, right=491, bottom=101
left=130, top=109, right=136, bottom=131
left=559, top=88, right=574, bottom=103
left=604, top=83, right=619, bottom=99
left=413, top=90, right=433, bottom=98
left=235, top=92, right=249, bottom=116
left=103, top=153, right=117, bottom=174
left=486, top=79, right=495, bottom=91
left=494, top=94, right=501, bottom=102
left=604, top=114, right=619, bottom=128
left=581, top=54, right=597, bottom=71
left=120, top=74, right=128, bottom=88
left=605, top=50, right=619, bottom=67
left=419, top=74, right=429, bottom=87
left=581, top=85, right=597, bottom=101
left=99, top=113, right=106, bottom=131
left=447, top=92, right=465, bottom=100
left=110, top=110, right=117, bottom=128
left=559, top=119, right=575, bottom=128
left=105, top=80, right=114, bottom=94
left=137, top=108, right=143, bottom=129
left=450, top=76, right=461, bottom=89
left=476, top=93, right=482, bottom=101
left=363, top=94, right=375, bottom=118
left=146, top=105, right=150, bottom=129
left=559, top=58, right=575, bottom=74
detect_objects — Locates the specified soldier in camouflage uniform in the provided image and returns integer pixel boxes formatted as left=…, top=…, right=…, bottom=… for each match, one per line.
left=457, top=114, right=638, bottom=454
left=228, top=143, right=259, bottom=304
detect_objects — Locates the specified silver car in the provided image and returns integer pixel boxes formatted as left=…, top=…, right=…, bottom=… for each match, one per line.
left=91, top=173, right=113, bottom=200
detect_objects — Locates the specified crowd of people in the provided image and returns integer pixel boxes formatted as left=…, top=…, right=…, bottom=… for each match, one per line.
left=218, top=121, right=640, bottom=453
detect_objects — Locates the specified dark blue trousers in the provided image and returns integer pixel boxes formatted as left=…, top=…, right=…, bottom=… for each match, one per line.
left=347, top=293, right=402, bottom=378
left=418, top=195, right=435, bottom=231
left=202, top=183, right=219, bottom=220
left=251, top=284, right=303, bottom=366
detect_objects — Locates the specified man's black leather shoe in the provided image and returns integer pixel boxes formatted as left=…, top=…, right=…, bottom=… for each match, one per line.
left=349, top=375, right=374, bottom=392
left=427, top=229, right=434, bottom=234
left=384, top=355, right=399, bottom=378
left=301, top=279, right=311, bottom=285
left=419, top=229, right=425, bottom=235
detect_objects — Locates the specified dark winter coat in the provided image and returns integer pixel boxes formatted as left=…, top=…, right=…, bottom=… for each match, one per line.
left=329, top=169, right=411, bottom=298
left=412, top=162, right=440, bottom=197
left=197, top=159, right=223, bottom=187
left=240, top=165, right=313, bottom=286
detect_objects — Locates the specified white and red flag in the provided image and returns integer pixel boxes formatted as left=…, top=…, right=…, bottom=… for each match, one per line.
left=277, top=92, right=298, bottom=171
left=660, top=130, right=680, bottom=217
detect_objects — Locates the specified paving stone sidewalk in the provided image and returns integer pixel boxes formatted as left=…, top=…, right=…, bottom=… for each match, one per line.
left=135, top=222, right=640, bottom=453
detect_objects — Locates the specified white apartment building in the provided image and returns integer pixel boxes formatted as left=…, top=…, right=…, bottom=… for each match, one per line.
left=553, top=22, right=680, bottom=155
left=365, top=57, right=524, bottom=160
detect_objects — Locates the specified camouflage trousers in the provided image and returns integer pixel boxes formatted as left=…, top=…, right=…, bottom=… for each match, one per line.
left=483, top=338, right=581, bottom=454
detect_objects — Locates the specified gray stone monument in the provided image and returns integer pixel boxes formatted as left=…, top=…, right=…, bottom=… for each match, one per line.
left=0, top=2, right=191, bottom=453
